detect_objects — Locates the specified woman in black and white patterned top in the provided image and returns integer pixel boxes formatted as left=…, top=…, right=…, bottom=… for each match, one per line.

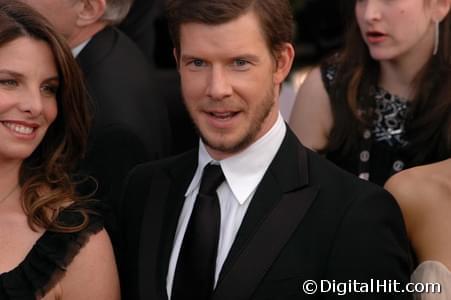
left=289, top=0, right=451, bottom=186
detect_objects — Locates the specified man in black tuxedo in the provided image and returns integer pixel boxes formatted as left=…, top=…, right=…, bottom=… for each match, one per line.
left=118, top=0, right=412, bottom=299
left=20, top=0, right=172, bottom=203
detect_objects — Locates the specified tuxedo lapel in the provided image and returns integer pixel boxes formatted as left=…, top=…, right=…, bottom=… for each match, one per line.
left=214, top=129, right=319, bottom=300
left=138, top=151, right=198, bottom=300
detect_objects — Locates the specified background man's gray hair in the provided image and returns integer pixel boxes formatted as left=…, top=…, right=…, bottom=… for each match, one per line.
left=102, top=0, right=133, bottom=24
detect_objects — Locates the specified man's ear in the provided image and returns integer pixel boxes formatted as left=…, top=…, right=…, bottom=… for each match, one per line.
left=76, top=0, right=107, bottom=27
left=273, top=43, right=295, bottom=86
left=173, top=48, right=180, bottom=70
left=431, top=0, right=450, bottom=22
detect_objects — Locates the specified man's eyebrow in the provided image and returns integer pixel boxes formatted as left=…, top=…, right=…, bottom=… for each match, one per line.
left=180, top=54, right=201, bottom=61
left=232, top=54, right=260, bottom=62
left=180, top=54, right=261, bottom=62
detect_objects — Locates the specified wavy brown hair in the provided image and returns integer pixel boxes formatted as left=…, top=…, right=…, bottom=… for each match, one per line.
left=0, top=0, right=92, bottom=232
left=326, top=0, right=451, bottom=163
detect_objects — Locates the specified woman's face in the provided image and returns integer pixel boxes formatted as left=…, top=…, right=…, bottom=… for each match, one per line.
left=0, top=37, right=58, bottom=165
left=355, top=0, right=436, bottom=62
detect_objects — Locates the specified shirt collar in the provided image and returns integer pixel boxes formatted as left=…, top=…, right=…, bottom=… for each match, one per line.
left=71, top=38, right=91, bottom=57
left=185, top=113, right=286, bottom=205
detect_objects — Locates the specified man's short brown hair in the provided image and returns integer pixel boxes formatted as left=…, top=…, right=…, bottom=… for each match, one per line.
left=166, top=0, right=294, bottom=59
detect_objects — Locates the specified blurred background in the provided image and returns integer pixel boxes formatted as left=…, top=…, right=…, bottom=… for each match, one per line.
left=122, top=0, right=347, bottom=76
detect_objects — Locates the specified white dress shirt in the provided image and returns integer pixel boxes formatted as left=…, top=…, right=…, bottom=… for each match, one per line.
left=166, top=113, right=286, bottom=297
left=71, top=39, right=91, bottom=57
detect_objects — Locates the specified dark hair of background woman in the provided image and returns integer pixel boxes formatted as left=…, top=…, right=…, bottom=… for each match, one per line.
left=326, top=0, right=451, bottom=163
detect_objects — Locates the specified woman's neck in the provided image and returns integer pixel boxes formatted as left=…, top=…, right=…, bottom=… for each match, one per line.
left=378, top=25, right=435, bottom=100
left=379, top=62, right=417, bottom=100
left=0, top=161, right=21, bottom=200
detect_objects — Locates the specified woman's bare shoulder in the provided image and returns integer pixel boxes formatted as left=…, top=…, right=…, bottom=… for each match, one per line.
left=289, top=67, right=333, bottom=151
left=58, top=229, right=120, bottom=300
left=385, top=159, right=451, bottom=206
left=385, top=160, right=451, bottom=237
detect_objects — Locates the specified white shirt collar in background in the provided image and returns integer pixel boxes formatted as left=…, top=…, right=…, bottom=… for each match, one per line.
left=71, top=39, right=91, bottom=57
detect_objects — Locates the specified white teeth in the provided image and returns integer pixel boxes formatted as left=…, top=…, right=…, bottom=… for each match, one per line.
left=212, top=112, right=233, bottom=118
left=3, top=122, right=35, bottom=135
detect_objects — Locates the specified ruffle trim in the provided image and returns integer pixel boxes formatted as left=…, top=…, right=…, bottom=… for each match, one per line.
left=0, top=202, right=104, bottom=299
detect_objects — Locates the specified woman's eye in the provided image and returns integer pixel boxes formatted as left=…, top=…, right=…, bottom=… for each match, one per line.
left=41, top=84, right=58, bottom=96
left=0, top=79, right=18, bottom=87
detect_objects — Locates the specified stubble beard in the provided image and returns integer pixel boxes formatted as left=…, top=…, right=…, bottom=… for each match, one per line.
left=191, top=87, right=275, bottom=156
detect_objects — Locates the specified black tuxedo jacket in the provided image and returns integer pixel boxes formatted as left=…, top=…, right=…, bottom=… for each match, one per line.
left=118, top=129, right=412, bottom=299
left=76, top=26, right=171, bottom=203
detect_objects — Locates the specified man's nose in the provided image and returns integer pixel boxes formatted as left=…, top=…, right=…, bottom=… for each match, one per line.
left=206, top=66, right=233, bottom=100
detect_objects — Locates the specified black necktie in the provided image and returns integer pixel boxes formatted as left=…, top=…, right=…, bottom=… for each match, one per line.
left=172, top=164, right=225, bottom=300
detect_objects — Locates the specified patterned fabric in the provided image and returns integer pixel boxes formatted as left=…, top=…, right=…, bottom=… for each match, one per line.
left=372, top=86, right=410, bottom=148
left=322, top=64, right=411, bottom=148
left=320, top=62, right=411, bottom=185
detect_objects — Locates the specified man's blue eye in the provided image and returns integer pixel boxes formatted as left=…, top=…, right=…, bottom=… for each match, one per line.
left=193, top=59, right=204, bottom=67
left=232, top=59, right=251, bottom=70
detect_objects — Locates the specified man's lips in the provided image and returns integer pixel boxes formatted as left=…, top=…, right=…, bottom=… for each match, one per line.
left=207, top=111, right=239, bottom=120
left=203, top=110, right=241, bottom=129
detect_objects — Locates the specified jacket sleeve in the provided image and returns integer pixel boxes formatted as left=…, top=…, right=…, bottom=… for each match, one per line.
left=324, top=188, right=413, bottom=299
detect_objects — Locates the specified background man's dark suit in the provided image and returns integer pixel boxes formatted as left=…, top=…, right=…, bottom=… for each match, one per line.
left=119, top=0, right=198, bottom=154
left=118, top=129, right=412, bottom=300
left=77, top=26, right=172, bottom=203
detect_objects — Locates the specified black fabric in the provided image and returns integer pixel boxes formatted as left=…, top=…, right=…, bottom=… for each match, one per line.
left=119, top=0, right=198, bottom=155
left=118, top=128, right=412, bottom=300
left=0, top=204, right=103, bottom=299
left=319, top=61, right=440, bottom=186
left=172, top=164, right=224, bottom=300
left=76, top=26, right=172, bottom=206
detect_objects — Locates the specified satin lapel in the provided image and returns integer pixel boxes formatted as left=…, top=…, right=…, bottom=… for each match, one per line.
left=216, top=163, right=285, bottom=281
left=214, top=129, right=318, bottom=300
left=138, top=151, right=198, bottom=300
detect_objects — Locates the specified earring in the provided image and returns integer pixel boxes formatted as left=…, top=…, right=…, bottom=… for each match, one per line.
left=433, top=21, right=439, bottom=55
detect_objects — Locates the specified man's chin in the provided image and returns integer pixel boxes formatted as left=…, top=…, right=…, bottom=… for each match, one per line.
left=201, top=133, right=255, bottom=158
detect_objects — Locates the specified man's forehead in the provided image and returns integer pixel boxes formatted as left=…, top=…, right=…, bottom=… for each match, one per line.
left=178, top=12, right=267, bottom=50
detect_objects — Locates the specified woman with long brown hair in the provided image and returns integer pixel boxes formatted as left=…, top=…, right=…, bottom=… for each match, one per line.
left=289, top=0, right=450, bottom=186
left=0, top=1, right=119, bottom=299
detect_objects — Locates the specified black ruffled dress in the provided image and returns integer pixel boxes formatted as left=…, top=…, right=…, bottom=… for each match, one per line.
left=0, top=205, right=103, bottom=299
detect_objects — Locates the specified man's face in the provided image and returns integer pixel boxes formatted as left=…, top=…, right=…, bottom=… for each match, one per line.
left=178, top=11, right=291, bottom=160
left=20, top=0, right=81, bottom=42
